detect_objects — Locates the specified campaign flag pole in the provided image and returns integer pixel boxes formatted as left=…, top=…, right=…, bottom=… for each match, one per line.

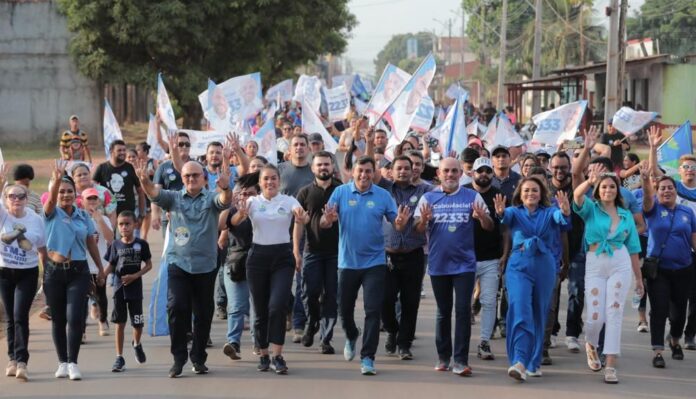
left=657, top=120, right=693, bottom=178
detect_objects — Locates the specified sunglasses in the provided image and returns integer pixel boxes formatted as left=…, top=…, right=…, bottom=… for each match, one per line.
left=681, top=164, right=696, bottom=171
left=6, top=193, right=27, bottom=201
left=183, top=173, right=201, bottom=179
left=178, top=142, right=191, bottom=148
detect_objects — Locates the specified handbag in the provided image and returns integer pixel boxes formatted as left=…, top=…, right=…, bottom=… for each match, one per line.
left=642, top=209, right=676, bottom=280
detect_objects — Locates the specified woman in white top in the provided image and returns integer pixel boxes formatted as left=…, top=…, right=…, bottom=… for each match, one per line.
left=231, top=164, right=309, bottom=374
left=0, top=173, right=48, bottom=381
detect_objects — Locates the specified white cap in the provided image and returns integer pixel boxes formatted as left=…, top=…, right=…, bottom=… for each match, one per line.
left=473, top=157, right=493, bottom=171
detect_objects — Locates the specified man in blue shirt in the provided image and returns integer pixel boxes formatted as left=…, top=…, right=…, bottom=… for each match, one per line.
left=136, top=139, right=232, bottom=378
left=320, top=156, right=409, bottom=375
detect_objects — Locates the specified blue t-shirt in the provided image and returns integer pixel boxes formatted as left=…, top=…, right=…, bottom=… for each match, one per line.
left=44, top=205, right=96, bottom=261
left=644, top=202, right=696, bottom=270
left=573, top=199, right=641, bottom=256
left=415, top=186, right=486, bottom=276
left=206, top=165, right=237, bottom=192
left=328, top=182, right=397, bottom=269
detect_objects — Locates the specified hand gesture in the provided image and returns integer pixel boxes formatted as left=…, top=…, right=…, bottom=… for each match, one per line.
left=167, top=131, right=179, bottom=158
left=235, top=197, right=251, bottom=219
left=638, top=162, right=650, bottom=181
left=217, top=163, right=231, bottom=191
left=395, top=204, right=411, bottom=226
left=134, top=159, right=151, bottom=183
left=52, top=159, right=67, bottom=182
left=364, top=126, right=375, bottom=143
left=471, top=201, right=488, bottom=221
left=555, top=190, right=571, bottom=215
left=586, top=163, right=602, bottom=186
left=583, top=125, right=599, bottom=149
left=293, top=207, right=309, bottom=224
left=226, top=132, right=240, bottom=156
left=493, top=193, right=507, bottom=217
left=648, top=125, right=662, bottom=148
left=418, top=203, right=433, bottom=224
left=323, top=203, right=338, bottom=224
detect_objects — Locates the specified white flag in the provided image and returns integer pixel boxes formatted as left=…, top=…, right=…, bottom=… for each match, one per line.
left=147, top=113, right=166, bottom=161
left=481, top=115, right=497, bottom=147
left=0, top=147, right=4, bottom=167
left=612, top=106, right=658, bottom=135
left=293, top=75, right=322, bottom=115
left=429, top=97, right=465, bottom=156
left=103, top=99, right=123, bottom=157
left=301, top=100, right=338, bottom=154
left=445, top=84, right=467, bottom=100
left=365, top=64, right=411, bottom=125
left=157, top=73, right=178, bottom=131
left=252, top=117, right=278, bottom=165
left=265, top=79, right=293, bottom=103
left=354, top=98, right=368, bottom=115
left=323, top=85, right=351, bottom=122
left=532, top=100, right=588, bottom=145
left=410, top=96, right=435, bottom=132
left=198, top=73, right=264, bottom=122
left=178, top=130, right=228, bottom=158
left=484, top=114, right=524, bottom=150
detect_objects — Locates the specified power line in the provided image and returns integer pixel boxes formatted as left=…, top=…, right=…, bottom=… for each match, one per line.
left=541, top=0, right=606, bottom=44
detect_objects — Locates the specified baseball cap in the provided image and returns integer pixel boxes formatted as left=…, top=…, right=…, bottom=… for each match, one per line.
left=534, top=149, right=551, bottom=159
left=491, top=144, right=510, bottom=156
left=81, top=187, right=99, bottom=200
left=69, top=115, right=79, bottom=121
left=467, top=136, right=483, bottom=148
left=473, top=157, right=493, bottom=172
left=308, top=133, right=323, bottom=143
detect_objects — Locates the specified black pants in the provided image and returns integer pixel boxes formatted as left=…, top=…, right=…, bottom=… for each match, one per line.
left=382, top=249, right=425, bottom=350
left=648, top=266, right=694, bottom=349
left=338, top=265, right=386, bottom=360
left=683, top=255, right=696, bottom=339
left=431, top=271, right=476, bottom=364
left=43, top=260, right=91, bottom=364
left=167, top=264, right=216, bottom=365
left=246, top=243, right=294, bottom=349
left=301, top=252, right=338, bottom=345
left=0, top=267, right=38, bottom=364
left=83, top=275, right=107, bottom=332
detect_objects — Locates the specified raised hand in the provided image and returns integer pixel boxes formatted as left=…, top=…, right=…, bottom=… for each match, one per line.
left=638, top=161, right=650, bottom=180
left=217, top=162, right=231, bottom=191
left=586, top=163, right=602, bottom=186
left=323, top=203, right=338, bottom=224
left=583, top=125, right=599, bottom=149
left=555, top=190, right=571, bottom=215
left=364, top=126, right=375, bottom=143
left=235, top=198, right=251, bottom=219
left=52, top=159, right=67, bottom=181
left=226, top=132, right=240, bottom=157
left=493, top=193, right=507, bottom=217
left=418, top=203, right=433, bottom=224
left=648, top=125, right=662, bottom=148
left=0, top=163, right=7, bottom=188
left=167, top=131, right=179, bottom=157
left=293, top=206, right=309, bottom=224
left=472, top=201, right=488, bottom=220
left=134, top=159, right=151, bottom=183
left=394, top=204, right=411, bottom=228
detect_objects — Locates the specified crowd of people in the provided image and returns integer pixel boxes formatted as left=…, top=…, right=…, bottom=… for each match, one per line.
left=1, top=102, right=695, bottom=387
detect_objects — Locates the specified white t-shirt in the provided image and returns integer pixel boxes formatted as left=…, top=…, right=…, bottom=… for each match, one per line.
left=0, top=206, right=46, bottom=269
left=87, top=215, right=112, bottom=274
left=247, top=194, right=301, bottom=245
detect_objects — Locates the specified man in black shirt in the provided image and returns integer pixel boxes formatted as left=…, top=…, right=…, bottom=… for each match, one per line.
left=464, top=157, right=505, bottom=361
left=596, top=120, right=628, bottom=174
left=293, top=151, right=342, bottom=354
left=93, top=140, right=145, bottom=222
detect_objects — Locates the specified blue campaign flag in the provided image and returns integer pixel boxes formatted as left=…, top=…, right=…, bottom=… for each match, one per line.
left=148, top=230, right=171, bottom=337
left=658, top=120, right=693, bottom=178
left=351, top=74, right=370, bottom=102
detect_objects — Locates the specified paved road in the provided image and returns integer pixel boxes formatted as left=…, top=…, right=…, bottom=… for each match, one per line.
left=2, top=231, right=695, bottom=399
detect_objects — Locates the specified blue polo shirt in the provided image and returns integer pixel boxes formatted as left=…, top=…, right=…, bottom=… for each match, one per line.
left=644, top=202, right=696, bottom=270
left=44, top=205, right=96, bottom=261
left=328, top=182, right=397, bottom=269
left=206, top=165, right=237, bottom=191
left=573, top=199, right=641, bottom=256
left=153, top=188, right=226, bottom=274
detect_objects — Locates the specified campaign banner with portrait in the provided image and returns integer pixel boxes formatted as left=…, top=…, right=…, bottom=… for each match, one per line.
left=365, top=64, right=411, bottom=125
left=146, top=113, right=166, bottom=161
left=323, top=84, right=351, bottom=122
left=198, top=72, right=263, bottom=122
left=265, top=79, right=294, bottom=104
left=410, top=95, right=435, bottom=132
left=293, top=74, right=322, bottom=115
left=251, top=117, right=278, bottom=165
left=203, top=79, right=234, bottom=134
left=612, top=106, right=658, bottom=135
left=178, top=129, right=228, bottom=158
left=532, top=100, right=588, bottom=145
left=157, top=73, right=178, bottom=131
left=103, top=99, right=123, bottom=157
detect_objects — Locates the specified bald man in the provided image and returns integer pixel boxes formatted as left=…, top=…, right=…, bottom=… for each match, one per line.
left=137, top=147, right=232, bottom=377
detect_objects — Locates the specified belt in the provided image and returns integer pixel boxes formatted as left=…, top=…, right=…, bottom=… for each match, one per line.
left=47, top=259, right=85, bottom=269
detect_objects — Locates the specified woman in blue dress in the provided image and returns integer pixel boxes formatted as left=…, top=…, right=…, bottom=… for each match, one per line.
left=493, top=176, right=571, bottom=382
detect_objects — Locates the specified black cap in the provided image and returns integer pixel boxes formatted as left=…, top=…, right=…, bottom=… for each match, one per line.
left=491, top=145, right=510, bottom=156
left=308, top=133, right=323, bottom=143
left=461, top=148, right=480, bottom=163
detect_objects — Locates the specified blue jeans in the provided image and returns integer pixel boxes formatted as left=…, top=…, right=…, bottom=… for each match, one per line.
left=566, top=253, right=586, bottom=338
left=430, top=271, right=476, bottom=365
left=292, top=271, right=307, bottom=330
left=338, top=265, right=386, bottom=360
left=0, top=266, right=39, bottom=364
left=215, top=247, right=227, bottom=308
left=301, top=252, right=338, bottom=344
left=222, top=267, right=254, bottom=345
left=476, top=259, right=499, bottom=342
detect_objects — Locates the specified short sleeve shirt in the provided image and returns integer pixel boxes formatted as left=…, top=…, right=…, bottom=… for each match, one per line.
left=644, top=202, right=696, bottom=270
left=92, top=162, right=141, bottom=215
left=106, top=238, right=152, bottom=300
left=247, top=194, right=301, bottom=245
left=44, top=205, right=96, bottom=261
left=0, top=207, right=46, bottom=269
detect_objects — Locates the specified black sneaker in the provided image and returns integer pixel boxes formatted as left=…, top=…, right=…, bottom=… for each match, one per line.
left=223, top=342, right=241, bottom=360
left=257, top=355, right=271, bottom=372
left=398, top=347, right=413, bottom=360
left=652, top=353, right=666, bottom=368
left=216, top=305, right=227, bottom=320
left=541, top=350, right=552, bottom=365
left=132, top=341, right=146, bottom=364
left=192, top=362, right=209, bottom=374
left=168, top=362, right=183, bottom=378
left=477, top=341, right=495, bottom=360
left=385, top=333, right=396, bottom=355
left=670, top=342, right=684, bottom=360
left=271, top=355, right=288, bottom=374
left=112, top=356, right=126, bottom=372
left=320, top=343, right=335, bottom=355
left=301, top=326, right=316, bottom=348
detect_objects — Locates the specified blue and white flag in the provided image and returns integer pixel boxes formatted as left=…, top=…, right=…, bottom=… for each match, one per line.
left=293, top=74, right=322, bottom=115
left=146, top=113, right=166, bottom=161
left=410, top=96, right=435, bottom=132
left=203, top=79, right=233, bottom=134
left=148, top=229, right=170, bottom=337
left=532, top=100, right=588, bottom=145
left=429, top=96, right=465, bottom=155
left=301, top=99, right=338, bottom=154
left=365, top=64, right=411, bottom=125
left=252, top=117, right=278, bottom=165
left=157, top=73, right=178, bottom=131
left=351, top=74, right=370, bottom=102
left=265, top=79, right=293, bottom=103
left=445, top=84, right=468, bottom=100
left=198, top=73, right=263, bottom=122
left=323, top=84, right=351, bottom=122
left=612, top=106, right=658, bottom=135
left=354, top=98, right=368, bottom=115
left=103, top=99, right=123, bottom=157
left=658, top=121, right=693, bottom=178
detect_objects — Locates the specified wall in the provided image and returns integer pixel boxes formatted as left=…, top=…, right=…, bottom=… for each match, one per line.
left=661, top=64, right=696, bottom=126
left=0, top=0, right=100, bottom=146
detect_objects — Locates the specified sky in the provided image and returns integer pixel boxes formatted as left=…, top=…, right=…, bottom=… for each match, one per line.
left=344, top=0, right=646, bottom=79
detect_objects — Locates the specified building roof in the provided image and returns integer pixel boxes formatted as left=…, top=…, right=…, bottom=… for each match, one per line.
left=550, top=54, right=672, bottom=75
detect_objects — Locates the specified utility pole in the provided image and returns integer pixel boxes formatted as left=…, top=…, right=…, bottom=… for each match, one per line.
left=496, top=0, right=508, bottom=110
left=616, top=0, right=628, bottom=110
left=603, top=0, right=620, bottom=129
left=531, top=0, right=543, bottom=115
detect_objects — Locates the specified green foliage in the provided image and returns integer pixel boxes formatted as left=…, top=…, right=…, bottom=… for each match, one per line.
left=57, top=0, right=356, bottom=127
left=627, top=0, right=696, bottom=56
left=373, top=32, right=434, bottom=76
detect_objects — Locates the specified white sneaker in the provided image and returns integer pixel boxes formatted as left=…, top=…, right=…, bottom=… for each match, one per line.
left=549, top=335, right=558, bottom=348
left=55, top=362, right=69, bottom=378
left=566, top=336, right=581, bottom=353
left=68, top=363, right=82, bottom=380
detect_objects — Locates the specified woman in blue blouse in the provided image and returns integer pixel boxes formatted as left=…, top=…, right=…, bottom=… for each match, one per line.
left=573, top=167, right=643, bottom=384
left=493, top=176, right=570, bottom=382
left=43, top=161, right=106, bottom=381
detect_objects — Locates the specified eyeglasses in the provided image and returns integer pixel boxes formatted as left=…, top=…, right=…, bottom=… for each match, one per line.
left=183, top=173, right=201, bottom=180
left=681, top=164, right=696, bottom=171
left=6, top=193, right=27, bottom=201
left=475, top=168, right=493, bottom=175
left=178, top=142, right=191, bottom=148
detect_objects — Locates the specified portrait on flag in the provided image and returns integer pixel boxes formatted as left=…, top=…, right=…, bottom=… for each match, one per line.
left=204, top=80, right=234, bottom=134
left=366, top=64, right=411, bottom=123
left=198, top=72, right=263, bottom=122
left=264, top=79, right=293, bottom=104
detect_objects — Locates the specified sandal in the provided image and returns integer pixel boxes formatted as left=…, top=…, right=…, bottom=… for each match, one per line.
left=586, top=342, right=602, bottom=371
left=604, top=367, right=618, bottom=384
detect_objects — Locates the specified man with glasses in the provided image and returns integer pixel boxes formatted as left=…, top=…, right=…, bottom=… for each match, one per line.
left=152, top=132, right=191, bottom=235
left=136, top=137, right=232, bottom=378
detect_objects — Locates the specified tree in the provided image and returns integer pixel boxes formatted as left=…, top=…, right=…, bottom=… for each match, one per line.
left=373, top=32, right=434, bottom=76
left=57, top=0, right=356, bottom=128
left=627, top=0, right=696, bottom=56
